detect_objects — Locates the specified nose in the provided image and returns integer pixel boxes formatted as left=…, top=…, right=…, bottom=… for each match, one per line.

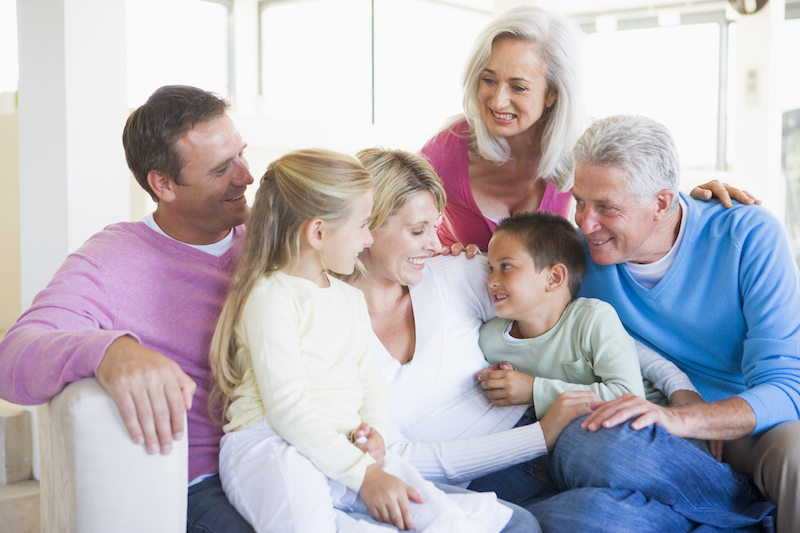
left=490, top=85, right=510, bottom=109
left=488, top=269, right=499, bottom=289
left=364, top=227, right=374, bottom=247
left=426, top=228, right=441, bottom=253
left=577, top=207, right=599, bottom=235
left=233, top=158, right=255, bottom=186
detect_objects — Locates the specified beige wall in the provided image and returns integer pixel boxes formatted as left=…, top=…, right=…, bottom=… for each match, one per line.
left=0, top=111, right=21, bottom=333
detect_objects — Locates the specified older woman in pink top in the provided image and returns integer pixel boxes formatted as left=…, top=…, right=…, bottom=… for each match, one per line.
left=421, top=6, right=587, bottom=251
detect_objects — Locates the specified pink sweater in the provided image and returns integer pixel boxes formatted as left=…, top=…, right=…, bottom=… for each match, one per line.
left=420, top=121, right=574, bottom=250
left=0, top=222, right=243, bottom=482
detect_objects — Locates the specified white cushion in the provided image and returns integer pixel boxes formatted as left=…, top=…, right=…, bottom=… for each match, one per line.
left=38, top=378, right=187, bottom=533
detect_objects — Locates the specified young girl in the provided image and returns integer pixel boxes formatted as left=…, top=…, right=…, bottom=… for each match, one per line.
left=209, top=149, right=512, bottom=533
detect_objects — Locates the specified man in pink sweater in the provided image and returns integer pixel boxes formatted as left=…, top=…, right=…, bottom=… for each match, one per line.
left=0, top=86, right=256, bottom=532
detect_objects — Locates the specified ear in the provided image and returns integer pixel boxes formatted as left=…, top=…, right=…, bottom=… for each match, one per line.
left=147, top=171, right=177, bottom=203
left=545, top=263, right=568, bottom=293
left=545, top=88, right=558, bottom=109
left=303, top=218, right=325, bottom=251
left=654, top=189, right=676, bottom=220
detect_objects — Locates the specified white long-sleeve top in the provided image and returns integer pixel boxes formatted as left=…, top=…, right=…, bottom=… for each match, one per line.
left=225, top=272, right=389, bottom=491
left=377, top=255, right=547, bottom=487
left=636, top=340, right=698, bottom=403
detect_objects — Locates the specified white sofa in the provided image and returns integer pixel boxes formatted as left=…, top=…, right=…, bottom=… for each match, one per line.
left=38, top=378, right=188, bottom=533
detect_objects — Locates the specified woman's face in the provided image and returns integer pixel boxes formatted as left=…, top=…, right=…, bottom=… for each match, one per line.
left=361, top=191, right=441, bottom=287
left=477, top=38, right=556, bottom=143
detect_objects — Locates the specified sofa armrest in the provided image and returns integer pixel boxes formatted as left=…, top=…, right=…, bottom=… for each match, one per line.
left=38, top=378, right=188, bottom=533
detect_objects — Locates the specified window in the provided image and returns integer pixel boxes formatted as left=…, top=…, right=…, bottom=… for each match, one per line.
left=258, top=0, right=490, bottom=138
left=126, top=0, right=231, bottom=108
left=0, top=0, right=18, bottom=94
left=584, top=22, right=723, bottom=171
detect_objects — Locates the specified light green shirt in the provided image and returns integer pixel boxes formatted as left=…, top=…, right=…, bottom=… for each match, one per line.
left=479, top=297, right=645, bottom=419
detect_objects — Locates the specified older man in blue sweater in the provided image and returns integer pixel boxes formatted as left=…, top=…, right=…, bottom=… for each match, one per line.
left=542, top=115, right=800, bottom=533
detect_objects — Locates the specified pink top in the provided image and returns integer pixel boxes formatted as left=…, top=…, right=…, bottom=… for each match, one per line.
left=420, top=121, right=574, bottom=250
left=0, top=222, right=244, bottom=482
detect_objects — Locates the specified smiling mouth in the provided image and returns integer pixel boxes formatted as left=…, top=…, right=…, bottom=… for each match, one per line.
left=492, top=110, right=515, bottom=120
left=406, top=257, right=425, bottom=266
left=493, top=293, right=508, bottom=302
left=225, top=194, right=245, bottom=203
left=589, top=237, right=612, bottom=246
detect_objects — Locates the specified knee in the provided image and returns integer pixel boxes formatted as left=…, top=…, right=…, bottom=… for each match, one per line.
left=752, top=421, right=800, bottom=484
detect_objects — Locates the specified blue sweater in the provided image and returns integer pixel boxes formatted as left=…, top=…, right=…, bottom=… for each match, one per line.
left=579, top=193, right=800, bottom=433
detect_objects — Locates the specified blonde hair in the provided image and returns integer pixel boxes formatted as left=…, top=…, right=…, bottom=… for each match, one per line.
left=456, top=5, right=590, bottom=192
left=209, top=149, right=373, bottom=424
left=340, top=148, right=447, bottom=284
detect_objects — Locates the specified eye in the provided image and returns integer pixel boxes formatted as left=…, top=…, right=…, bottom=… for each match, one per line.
left=574, top=200, right=585, bottom=211
left=511, top=85, right=527, bottom=93
left=501, top=263, right=511, bottom=271
left=481, top=77, right=497, bottom=86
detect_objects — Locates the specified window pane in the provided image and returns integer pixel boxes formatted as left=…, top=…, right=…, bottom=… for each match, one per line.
left=585, top=24, right=720, bottom=170
left=260, top=0, right=371, bottom=125
left=0, top=0, right=18, bottom=93
left=126, top=0, right=229, bottom=108
left=373, top=0, right=490, bottom=132
left=780, top=18, right=800, bottom=114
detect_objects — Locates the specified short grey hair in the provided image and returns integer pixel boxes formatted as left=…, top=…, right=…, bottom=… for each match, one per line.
left=574, top=115, right=681, bottom=211
left=457, top=5, right=589, bottom=193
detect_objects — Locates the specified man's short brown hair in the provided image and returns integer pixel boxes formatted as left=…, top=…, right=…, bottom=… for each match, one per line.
left=122, top=85, right=229, bottom=201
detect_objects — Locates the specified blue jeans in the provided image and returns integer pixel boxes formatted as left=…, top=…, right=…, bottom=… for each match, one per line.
left=530, top=416, right=776, bottom=533
left=343, top=482, right=541, bottom=533
left=187, top=475, right=255, bottom=533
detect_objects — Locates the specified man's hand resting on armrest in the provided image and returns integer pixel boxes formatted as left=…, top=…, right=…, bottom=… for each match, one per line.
left=97, top=335, right=196, bottom=455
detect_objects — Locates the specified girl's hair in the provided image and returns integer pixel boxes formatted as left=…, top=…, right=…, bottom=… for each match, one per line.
left=342, top=148, right=447, bottom=283
left=209, top=149, right=373, bottom=424
left=451, top=5, right=590, bottom=192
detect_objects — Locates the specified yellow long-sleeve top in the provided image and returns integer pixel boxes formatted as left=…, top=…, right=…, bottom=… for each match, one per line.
left=223, top=271, right=390, bottom=491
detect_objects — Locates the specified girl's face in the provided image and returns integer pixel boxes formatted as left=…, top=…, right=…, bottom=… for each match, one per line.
left=361, top=191, right=441, bottom=287
left=322, top=191, right=374, bottom=275
left=478, top=38, right=556, bottom=143
left=486, top=231, right=552, bottom=321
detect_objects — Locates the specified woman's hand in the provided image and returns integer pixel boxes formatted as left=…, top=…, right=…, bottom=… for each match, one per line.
left=436, top=242, right=481, bottom=258
left=353, top=423, right=386, bottom=467
left=476, top=362, right=534, bottom=406
left=690, top=180, right=761, bottom=208
left=359, top=465, right=424, bottom=531
left=539, top=391, right=603, bottom=452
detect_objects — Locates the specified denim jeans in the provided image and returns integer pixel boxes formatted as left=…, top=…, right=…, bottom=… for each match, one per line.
left=187, top=475, right=255, bottom=533
left=530, top=416, right=776, bottom=533
left=342, top=482, right=541, bottom=533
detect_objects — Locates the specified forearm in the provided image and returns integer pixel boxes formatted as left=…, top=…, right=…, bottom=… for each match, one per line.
left=388, top=422, right=547, bottom=485
left=0, top=323, right=126, bottom=404
left=670, top=397, right=756, bottom=440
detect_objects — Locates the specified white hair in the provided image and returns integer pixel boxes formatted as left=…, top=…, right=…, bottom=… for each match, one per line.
left=574, top=115, right=681, bottom=210
left=456, top=5, right=590, bottom=193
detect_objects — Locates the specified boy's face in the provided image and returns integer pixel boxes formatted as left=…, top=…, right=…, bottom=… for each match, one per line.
left=487, top=232, right=553, bottom=321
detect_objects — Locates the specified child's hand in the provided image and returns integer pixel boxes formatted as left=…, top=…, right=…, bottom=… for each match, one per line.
left=539, top=391, right=603, bottom=452
left=359, top=464, right=424, bottom=531
left=476, top=363, right=534, bottom=406
left=474, top=361, right=513, bottom=381
left=353, top=423, right=386, bottom=467
left=668, top=390, right=704, bottom=407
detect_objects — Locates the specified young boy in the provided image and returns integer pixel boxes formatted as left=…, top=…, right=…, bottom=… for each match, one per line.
left=477, top=212, right=701, bottom=422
